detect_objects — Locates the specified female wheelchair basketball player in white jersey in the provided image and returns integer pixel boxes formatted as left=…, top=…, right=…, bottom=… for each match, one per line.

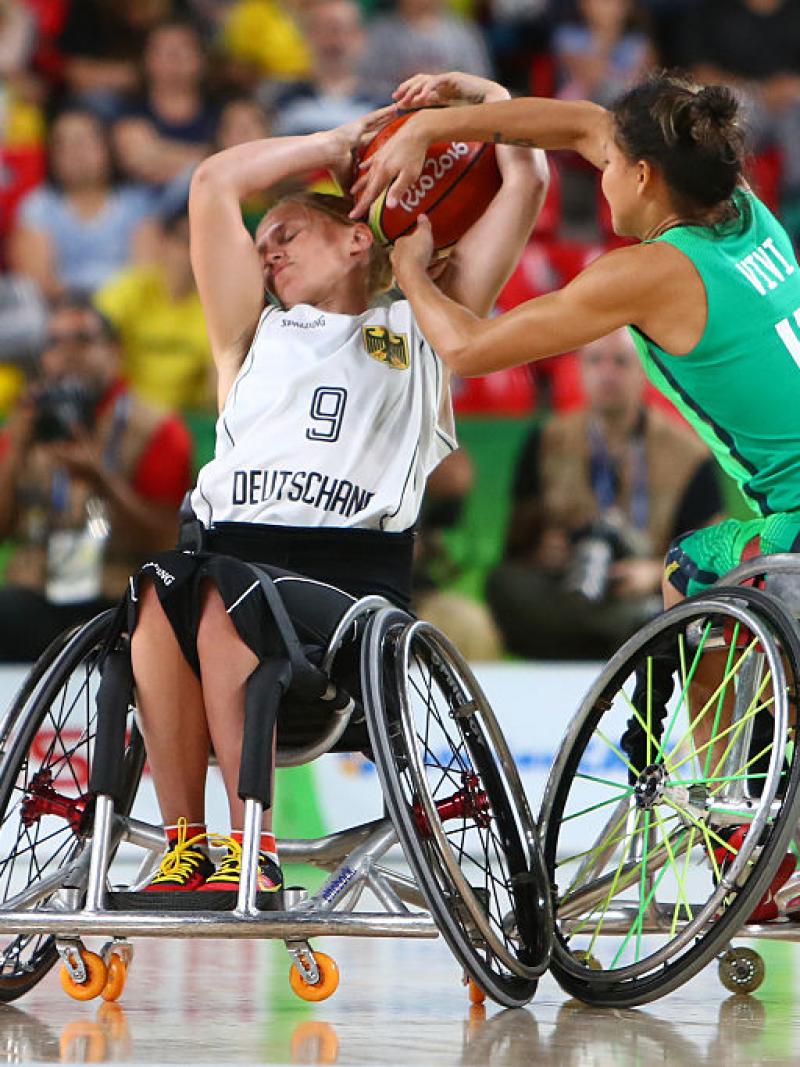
left=127, top=72, right=548, bottom=899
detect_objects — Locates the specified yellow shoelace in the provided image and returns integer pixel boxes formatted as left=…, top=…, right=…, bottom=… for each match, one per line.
left=207, top=835, right=280, bottom=891
left=207, top=834, right=242, bottom=882
left=152, top=818, right=209, bottom=883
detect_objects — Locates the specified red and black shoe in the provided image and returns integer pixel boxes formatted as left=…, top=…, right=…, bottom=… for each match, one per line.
left=144, top=819, right=215, bottom=893
left=201, top=836, right=283, bottom=896
left=713, top=824, right=796, bottom=923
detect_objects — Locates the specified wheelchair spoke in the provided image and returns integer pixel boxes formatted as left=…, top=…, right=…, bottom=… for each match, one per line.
left=654, top=626, right=709, bottom=764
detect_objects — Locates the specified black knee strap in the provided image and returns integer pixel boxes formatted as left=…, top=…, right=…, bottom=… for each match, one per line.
left=238, top=658, right=292, bottom=808
left=90, top=643, right=133, bottom=805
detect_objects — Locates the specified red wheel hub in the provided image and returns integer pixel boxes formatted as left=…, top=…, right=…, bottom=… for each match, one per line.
left=20, top=770, right=90, bottom=834
left=413, top=772, right=491, bottom=837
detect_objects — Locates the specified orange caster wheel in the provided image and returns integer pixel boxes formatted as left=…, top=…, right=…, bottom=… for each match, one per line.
left=101, top=955, right=127, bottom=1002
left=289, top=951, right=340, bottom=1002
left=60, top=950, right=108, bottom=1002
left=467, top=978, right=486, bottom=1005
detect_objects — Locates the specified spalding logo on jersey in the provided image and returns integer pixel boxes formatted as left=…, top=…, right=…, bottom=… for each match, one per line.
left=362, top=326, right=410, bottom=370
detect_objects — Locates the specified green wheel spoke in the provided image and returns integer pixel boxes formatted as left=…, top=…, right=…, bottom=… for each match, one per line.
left=563, top=791, right=637, bottom=824
left=560, top=806, right=637, bottom=881
left=575, top=772, right=636, bottom=792
left=647, top=657, right=653, bottom=767
left=661, top=797, right=734, bottom=879
left=662, top=638, right=759, bottom=774
left=580, top=809, right=642, bottom=953
left=668, top=696, right=764, bottom=777
left=595, top=728, right=641, bottom=779
left=608, top=825, right=689, bottom=969
left=709, top=683, right=774, bottom=782
left=703, top=621, right=741, bottom=779
left=636, top=810, right=652, bottom=962
left=666, top=773, right=768, bottom=787
left=656, top=625, right=710, bottom=763
left=712, top=746, right=776, bottom=798
left=651, top=808, right=695, bottom=936
left=619, top=689, right=663, bottom=774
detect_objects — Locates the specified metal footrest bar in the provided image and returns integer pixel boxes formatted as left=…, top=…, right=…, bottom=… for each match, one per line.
left=0, top=910, right=439, bottom=939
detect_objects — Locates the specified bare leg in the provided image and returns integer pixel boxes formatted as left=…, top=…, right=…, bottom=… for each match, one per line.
left=196, top=582, right=273, bottom=832
left=130, top=582, right=209, bottom=825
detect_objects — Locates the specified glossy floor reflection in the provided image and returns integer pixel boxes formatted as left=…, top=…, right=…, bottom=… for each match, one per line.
left=5, top=935, right=800, bottom=1065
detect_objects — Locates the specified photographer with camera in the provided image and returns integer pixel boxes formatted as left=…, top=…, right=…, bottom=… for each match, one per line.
left=0, top=295, right=193, bottom=661
left=487, top=328, right=724, bottom=660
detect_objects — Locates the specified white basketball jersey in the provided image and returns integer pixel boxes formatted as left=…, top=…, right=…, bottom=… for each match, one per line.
left=191, top=300, right=456, bottom=532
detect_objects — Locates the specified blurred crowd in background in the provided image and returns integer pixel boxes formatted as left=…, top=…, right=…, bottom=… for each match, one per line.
left=0, top=0, right=794, bottom=662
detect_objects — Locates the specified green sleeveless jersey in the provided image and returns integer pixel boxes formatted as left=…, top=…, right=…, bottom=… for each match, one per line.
left=630, top=189, right=800, bottom=516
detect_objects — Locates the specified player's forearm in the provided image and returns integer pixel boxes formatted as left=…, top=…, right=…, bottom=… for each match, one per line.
left=191, top=131, right=338, bottom=204
left=396, top=263, right=488, bottom=375
left=413, top=97, right=609, bottom=161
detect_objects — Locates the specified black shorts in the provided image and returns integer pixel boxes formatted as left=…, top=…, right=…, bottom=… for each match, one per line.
left=129, top=549, right=358, bottom=678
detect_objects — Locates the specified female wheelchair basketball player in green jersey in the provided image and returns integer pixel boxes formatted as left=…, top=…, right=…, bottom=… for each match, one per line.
left=126, top=73, right=547, bottom=901
left=352, top=69, right=800, bottom=922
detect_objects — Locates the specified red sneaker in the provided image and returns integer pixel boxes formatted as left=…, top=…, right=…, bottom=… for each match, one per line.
left=201, top=836, right=282, bottom=894
left=144, top=820, right=214, bottom=892
left=714, top=824, right=796, bottom=923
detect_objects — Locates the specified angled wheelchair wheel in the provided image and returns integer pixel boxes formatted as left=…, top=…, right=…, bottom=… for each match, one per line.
left=0, top=611, right=144, bottom=1002
left=363, top=608, right=551, bottom=1008
left=541, top=586, right=800, bottom=1007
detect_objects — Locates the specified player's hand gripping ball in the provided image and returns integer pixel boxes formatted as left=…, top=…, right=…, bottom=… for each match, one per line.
left=356, top=112, right=501, bottom=251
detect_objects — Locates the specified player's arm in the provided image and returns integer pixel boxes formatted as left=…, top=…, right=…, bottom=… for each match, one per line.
left=393, top=229, right=679, bottom=376
left=398, top=74, right=550, bottom=316
left=352, top=94, right=610, bottom=218
left=189, top=107, right=395, bottom=404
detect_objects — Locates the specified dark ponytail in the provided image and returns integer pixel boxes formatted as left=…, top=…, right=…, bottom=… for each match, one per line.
left=612, top=72, right=745, bottom=212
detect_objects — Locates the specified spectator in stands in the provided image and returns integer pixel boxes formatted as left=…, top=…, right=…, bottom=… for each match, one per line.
left=7, top=107, right=154, bottom=301
left=486, top=328, right=723, bottom=660
left=0, top=0, right=36, bottom=81
left=0, top=295, right=191, bottom=662
left=485, top=0, right=551, bottom=97
left=554, top=0, right=655, bottom=107
left=414, top=448, right=503, bottom=660
left=113, top=19, right=219, bottom=187
left=360, top=0, right=493, bottom=104
left=220, top=0, right=310, bottom=88
left=271, top=0, right=386, bottom=136
left=57, top=0, right=170, bottom=121
left=214, top=96, right=273, bottom=234
left=682, top=0, right=800, bottom=231
left=94, top=194, right=214, bottom=411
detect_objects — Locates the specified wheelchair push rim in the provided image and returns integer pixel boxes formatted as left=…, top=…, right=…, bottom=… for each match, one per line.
left=364, top=609, right=551, bottom=1007
left=540, top=588, right=800, bottom=1005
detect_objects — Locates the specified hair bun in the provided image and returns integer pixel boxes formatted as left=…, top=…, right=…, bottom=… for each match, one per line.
left=688, top=85, right=738, bottom=146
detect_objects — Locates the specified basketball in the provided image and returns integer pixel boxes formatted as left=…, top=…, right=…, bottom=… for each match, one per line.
left=357, top=112, right=502, bottom=251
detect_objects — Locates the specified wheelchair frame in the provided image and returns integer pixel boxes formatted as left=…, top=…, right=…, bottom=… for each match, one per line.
left=0, top=571, right=550, bottom=1007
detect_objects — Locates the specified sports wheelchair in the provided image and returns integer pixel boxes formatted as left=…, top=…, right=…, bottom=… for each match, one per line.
left=0, top=563, right=551, bottom=1008
left=538, top=553, right=800, bottom=1007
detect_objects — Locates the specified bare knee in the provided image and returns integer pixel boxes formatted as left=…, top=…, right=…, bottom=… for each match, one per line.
left=131, top=582, right=171, bottom=655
